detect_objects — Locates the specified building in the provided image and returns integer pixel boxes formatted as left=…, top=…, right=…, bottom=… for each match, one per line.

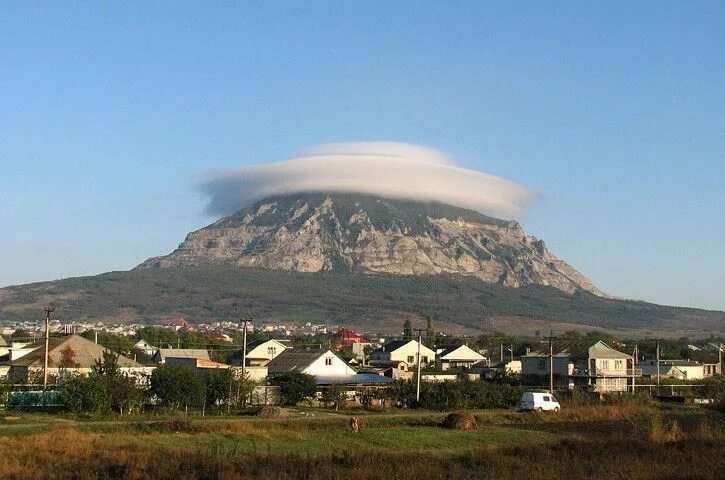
left=153, top=348, right=210, bottom=364
left=0, top=335, right=8, bottom=358
left=437, top=344, right=485, bottom=371
left=267, top=348, right=356, bottom=378
left=7, top=334, right=152, bottom=383
left=640, top=359, right=705, bottom=380
left=522, top=340, right=639, bottom=393
left=134, top=339, right=157, bottom=357
left=331, top=328, right=369, bottom=349
left=370, top=340, right=436, bottom=367
left=231, top=339, right=291, bottom=367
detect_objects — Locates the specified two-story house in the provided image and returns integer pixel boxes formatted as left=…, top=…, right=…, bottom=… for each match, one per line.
left=522, top=340, right=638, bottom=393
left=370, top=340, right=436, bottom=367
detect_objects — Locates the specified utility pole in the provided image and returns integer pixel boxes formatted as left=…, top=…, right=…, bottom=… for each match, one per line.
left=241, top=318, right=249, bottom=379
left=510, top=345, right=514, bottom=363
left=718, top=343, right=722, bottom=375
left=549, top=331, right=554, bottom=395
left=656, top=340, right=660, bottom=389
left=500, top=343, right=503, bottom=363
left=415, top=330, right=423, bottom=404
left=43, top=307, right=55, bottom=390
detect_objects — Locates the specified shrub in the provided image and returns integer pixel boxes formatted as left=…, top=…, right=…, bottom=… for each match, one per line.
left=271, top=372, right=316, bottom=406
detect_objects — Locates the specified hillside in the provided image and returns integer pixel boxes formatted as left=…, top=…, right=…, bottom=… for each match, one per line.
left=0, top=266, right=722, bottom=337
left=137, top=193, right=604, bottom=296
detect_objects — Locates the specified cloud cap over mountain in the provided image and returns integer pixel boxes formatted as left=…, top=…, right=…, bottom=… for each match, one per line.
left=199, top=142, right=535, bottom=219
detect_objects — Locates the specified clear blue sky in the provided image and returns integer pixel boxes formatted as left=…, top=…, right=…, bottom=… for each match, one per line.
left=1, top=2, right=723, bottom=310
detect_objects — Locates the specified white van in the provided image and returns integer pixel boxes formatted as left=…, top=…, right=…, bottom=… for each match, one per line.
left=520, top=392, right=560, bottom=412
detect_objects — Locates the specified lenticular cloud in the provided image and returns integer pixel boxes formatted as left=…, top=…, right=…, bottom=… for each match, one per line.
left=199, top=142, right=535, bottom=219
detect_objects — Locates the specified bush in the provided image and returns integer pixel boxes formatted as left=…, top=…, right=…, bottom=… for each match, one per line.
left=150, top=364, right=206, bottom=411
left=271, top=372, right=316, bottom=406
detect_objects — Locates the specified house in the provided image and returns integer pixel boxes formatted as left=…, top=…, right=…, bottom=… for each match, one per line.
left=437, top=344, right=485, bottom=371
left=0, top=335, right=8, bottom=358
left=522, top=340, right=638, bottom=393
left=163, top=318, right=195, bottom=332
left=331, top=328, right=370, bottom=349
left=370, top=340, right=436, bottom=367
left=134, top=339, right=157, bottom=357
left=153, top=348, right=210, bottom=364
left=231, top=339, right=290, bottom=367
left=640, top=359, right=705, bottom=380
left=366, top=360, right=411, bottom=380
left=267, top=348, right=356, bottom=378
left=8, top=334, right=152, bottom=383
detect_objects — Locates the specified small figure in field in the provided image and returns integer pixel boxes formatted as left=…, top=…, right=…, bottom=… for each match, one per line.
left=349, top=416, right=361, bottom=433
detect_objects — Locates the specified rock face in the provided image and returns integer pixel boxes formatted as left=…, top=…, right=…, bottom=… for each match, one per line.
left=137, top=193, right=604, bottom=296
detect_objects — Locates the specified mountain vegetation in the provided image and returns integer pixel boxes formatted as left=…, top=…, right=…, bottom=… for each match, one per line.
left=1, top=266, right=722, bottom=336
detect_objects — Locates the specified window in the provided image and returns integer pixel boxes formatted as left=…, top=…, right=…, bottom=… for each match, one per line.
left=601, top=360, right=609, bottom=370
left=325, top=357, right=333, bottom=366
left=615, top=360, right=623, bottom=370
left=407, top=356, right=415, bottom=364
left=267, top=347, right=276, bottom=356
left=538, top=359, right=546, bottom=370
left=421, top=356, right=428, bottom=364
left=543, top=395, right=550, bottom=402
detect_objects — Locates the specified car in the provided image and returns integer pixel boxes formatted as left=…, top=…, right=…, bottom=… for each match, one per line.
left=520, top=392, right=560, bottom=412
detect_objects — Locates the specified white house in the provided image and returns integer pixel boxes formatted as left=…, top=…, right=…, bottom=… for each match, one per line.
left=153, top=348, right=210, bottom=364
left=522, top=340, right=638, bottom=392
left=232, top=339, right=291, bottom=367
left=267, top=348, right=356, bottom=377
left=370, top=340, right=436, bottom=367
left=437, top=344, right=485, bottom=371
left=640, top=359, right=705, bottom=380
left=134, top=339, right=157, bottom=357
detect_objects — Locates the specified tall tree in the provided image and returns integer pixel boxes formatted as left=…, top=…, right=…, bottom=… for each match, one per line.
left=403, top=319, right=412, bottom=340
left=426, top=316, right=436, bottom=347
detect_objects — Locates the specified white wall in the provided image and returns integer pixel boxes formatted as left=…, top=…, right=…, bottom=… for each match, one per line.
left=303, top=350, right=356, bottom=376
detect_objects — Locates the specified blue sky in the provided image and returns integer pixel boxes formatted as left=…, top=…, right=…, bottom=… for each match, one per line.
left=1, top=2, right=723, bottom=310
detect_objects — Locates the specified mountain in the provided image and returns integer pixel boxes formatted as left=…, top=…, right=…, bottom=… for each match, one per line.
left=137, top=193, right=604, bottom=296
left=2, top=192, right=722, bottom=336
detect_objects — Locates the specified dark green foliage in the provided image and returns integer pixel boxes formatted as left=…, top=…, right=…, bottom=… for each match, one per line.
left=388, top=379, right=524, bottom=411
left=61, top=352, right=144, bottom=414
left=203, top=368, right=232, bottom=411
left=1, top=265, right=722, bottom=335
left=403, top=319, right=412, bottom=340
left=426, top=316, right=436, bottom=347
left=320, top=384, right=347, bottom=410
left=150, top=364, right=206, bottom=410
left=271, top=372, right=316, bottom=406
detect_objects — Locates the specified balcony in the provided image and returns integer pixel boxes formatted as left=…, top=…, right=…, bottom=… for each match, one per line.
left=570, top=368, right=642, bottom=377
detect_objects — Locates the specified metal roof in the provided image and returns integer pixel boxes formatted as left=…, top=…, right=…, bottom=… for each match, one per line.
left=314, top=374, right=395, bottom=386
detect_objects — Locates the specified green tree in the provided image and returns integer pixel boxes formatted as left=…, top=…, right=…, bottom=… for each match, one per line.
left=403, top=319, right=412, bottom=340
left=271, top=372, right=316, bottom=406
left=150, top=364, right=206, bottom=411
left=321, top=384, right=347, bottom=410
left=203, top=368, right=232, bottom=413
left=426, top=316, right=436, bottom=347
left=61, top=352, right=143, bottom=415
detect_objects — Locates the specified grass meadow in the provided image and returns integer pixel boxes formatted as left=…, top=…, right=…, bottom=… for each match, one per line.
left=0, top=405, right=723, bottom=479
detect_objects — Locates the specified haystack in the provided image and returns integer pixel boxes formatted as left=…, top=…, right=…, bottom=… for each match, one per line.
left=441, top=411, right=477, bottom=430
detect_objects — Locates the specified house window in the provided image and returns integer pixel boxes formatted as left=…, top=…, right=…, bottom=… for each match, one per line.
left=267, top=347, right=276, bottom=356
left=538, top=359, right=546, bottom=370
left=421, top=356, right=428, bottom=364
left=615, top=360, right=623, bottom=370
left=601, top=360, right=609, bottom=370
left=407, top=356, right=415, bottom=364
left=325, top=357, right=333, bottom=366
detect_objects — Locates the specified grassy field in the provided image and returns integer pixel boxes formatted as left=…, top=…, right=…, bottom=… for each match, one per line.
left=0, top=405, right=723, bottom=479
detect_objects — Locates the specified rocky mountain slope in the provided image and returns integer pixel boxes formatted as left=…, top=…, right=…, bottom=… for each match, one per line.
left=137, top=193, right=604, bottom=296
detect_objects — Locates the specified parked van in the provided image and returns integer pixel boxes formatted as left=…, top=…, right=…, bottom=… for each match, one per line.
left=520, top=392, right=560, bottom=412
